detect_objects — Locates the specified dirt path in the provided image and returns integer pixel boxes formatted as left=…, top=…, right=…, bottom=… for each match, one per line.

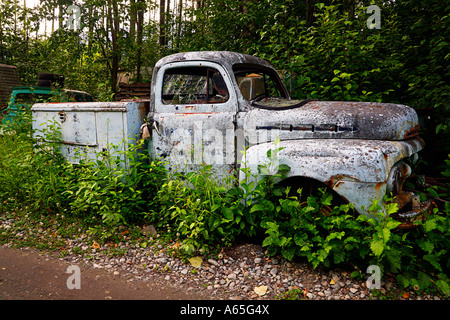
left=0, top=246, right=204, bottom=300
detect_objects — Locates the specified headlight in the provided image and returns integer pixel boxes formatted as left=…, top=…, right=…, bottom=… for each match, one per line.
left=386, top=161, right=412, bottom=195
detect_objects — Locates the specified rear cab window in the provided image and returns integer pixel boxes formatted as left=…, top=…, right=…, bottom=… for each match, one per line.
left=14, top=93, right=53, bottom=105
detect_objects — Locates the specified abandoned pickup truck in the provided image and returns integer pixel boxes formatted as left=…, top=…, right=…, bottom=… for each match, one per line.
left=31, top=51, right=432, bottom=225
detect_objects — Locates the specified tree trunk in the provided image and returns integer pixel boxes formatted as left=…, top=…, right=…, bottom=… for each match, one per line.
left=176, top=0, right=183, bottom=49
left=88, top=6, right=93, bottom=54
left=166, top=0, right=171, bottom=47
left=136, top=0, right=145, bottom=82
left=108, top=1, right=120, bottom=95
left=130, top=0, right=136, bottom=39
left=58, top=0, right=64, bottom=30
left=159, top=0, right=166, bottom=47
left=306, top=0, right=315, bottom=26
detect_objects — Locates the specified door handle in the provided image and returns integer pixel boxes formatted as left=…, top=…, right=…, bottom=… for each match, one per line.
left=139, top=123, right=151, bottom=142
left=153, top=120, right=161, bottom=136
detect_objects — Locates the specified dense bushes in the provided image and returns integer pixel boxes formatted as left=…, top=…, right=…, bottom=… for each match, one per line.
left=261, top=190, right=449, bottom=295
left=0, top=114, right=449, bottom=296
left=180, top=1, right=450, bottom=175
left=148, top=156, right=449, bottom=295
left=0, top=114, right=165, bottom=240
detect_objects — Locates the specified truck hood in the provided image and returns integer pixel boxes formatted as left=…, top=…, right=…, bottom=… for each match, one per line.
left=243, top=100, right=420, bottom=141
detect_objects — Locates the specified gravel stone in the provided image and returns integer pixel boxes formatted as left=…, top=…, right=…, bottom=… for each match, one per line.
left=0, top=214, right=443, bottom=301
left=208, top=259, right=219, bottom=266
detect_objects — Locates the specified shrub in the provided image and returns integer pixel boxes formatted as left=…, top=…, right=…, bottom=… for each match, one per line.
left=0, top=112, right=166, bottom=241
left=61, top=142, right=167, bottom=240
left=260, top=186, right=449, bottom=295
left=146, top=164, right=241, bottom=254
left=1, top=112, right=448, bottom=295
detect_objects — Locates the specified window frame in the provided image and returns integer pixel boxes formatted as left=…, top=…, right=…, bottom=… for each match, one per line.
left=232, top=64, right=288, bottom=102
left=155, top=61, right=236, bottom=114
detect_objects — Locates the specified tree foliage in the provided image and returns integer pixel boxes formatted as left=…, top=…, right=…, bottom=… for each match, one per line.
left=0, top=0, right=448, bottom=168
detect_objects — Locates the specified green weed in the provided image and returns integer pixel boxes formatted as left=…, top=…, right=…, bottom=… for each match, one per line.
left=0, top=111, right=448, bottom=296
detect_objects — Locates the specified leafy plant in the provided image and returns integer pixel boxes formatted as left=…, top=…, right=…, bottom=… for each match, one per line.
left=394, top=211, right=450, bottom=295
left=275, top=288, right=304, bottom=300
left=146, top=141, right=290, bottom=255
left=258, top=176, right=449, bottom=296
left=261, top=188, right=366, bottom=267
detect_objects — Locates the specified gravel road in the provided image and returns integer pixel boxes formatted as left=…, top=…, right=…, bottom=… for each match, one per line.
left=0, top=238, right=444, bottom=301
left=0, top=210, right=445, bottom=301
left=0, top=245, right=204, bottom=300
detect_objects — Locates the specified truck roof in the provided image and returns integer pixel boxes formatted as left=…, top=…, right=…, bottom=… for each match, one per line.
left=12, top=86, right=73, bottom=91
left=154, top=51, right=274, bottom=71
left=150, top=51, right=278, bottom=109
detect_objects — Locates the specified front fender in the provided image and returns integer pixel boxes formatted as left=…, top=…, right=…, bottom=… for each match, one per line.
left=241, top=138, right=424, bottom=215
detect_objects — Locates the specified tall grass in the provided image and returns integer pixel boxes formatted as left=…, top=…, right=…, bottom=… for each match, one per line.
left=0, top=111, right=166, bottom=240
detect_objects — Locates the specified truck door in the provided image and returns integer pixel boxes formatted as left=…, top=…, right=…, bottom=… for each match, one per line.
left=152, top=61, right=237, bottom=183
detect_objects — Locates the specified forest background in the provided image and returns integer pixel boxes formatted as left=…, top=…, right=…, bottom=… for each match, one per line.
left=0, top=0, right=449, bottom=173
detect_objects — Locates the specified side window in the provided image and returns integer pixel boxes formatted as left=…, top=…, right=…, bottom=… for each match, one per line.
left=162, top=66, right=229, bottom=105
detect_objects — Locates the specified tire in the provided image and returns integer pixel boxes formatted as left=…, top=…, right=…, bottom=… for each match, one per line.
left=37, top=79, right=52, bottom=87
left=37, top=73, right=64, bottom=88
left=277, top=177, right=351, bottom=215
left=38, top=73, right=58, bottom=80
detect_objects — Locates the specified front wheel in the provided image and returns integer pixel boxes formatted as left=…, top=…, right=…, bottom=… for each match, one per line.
left=277, top=177, right=351, bottom=216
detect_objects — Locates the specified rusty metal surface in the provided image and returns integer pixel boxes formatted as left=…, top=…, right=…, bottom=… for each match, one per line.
left=241, top=137, right=424, bottom=216
left=243, top=138, right=423, bottom=183
left=153, top=51, right=274, bottom=73
left=396, top=199, right=435, bottom=229
left=243, top=101, right=420, bottom=141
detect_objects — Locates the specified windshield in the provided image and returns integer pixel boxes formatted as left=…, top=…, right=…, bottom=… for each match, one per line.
left=12, top=90, right=91, bottom=105
left=14, top=93, right=52, bottom=105
left=233, top=64, right=312, bottom=110
left=233, top=65, right=286, bottom=101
